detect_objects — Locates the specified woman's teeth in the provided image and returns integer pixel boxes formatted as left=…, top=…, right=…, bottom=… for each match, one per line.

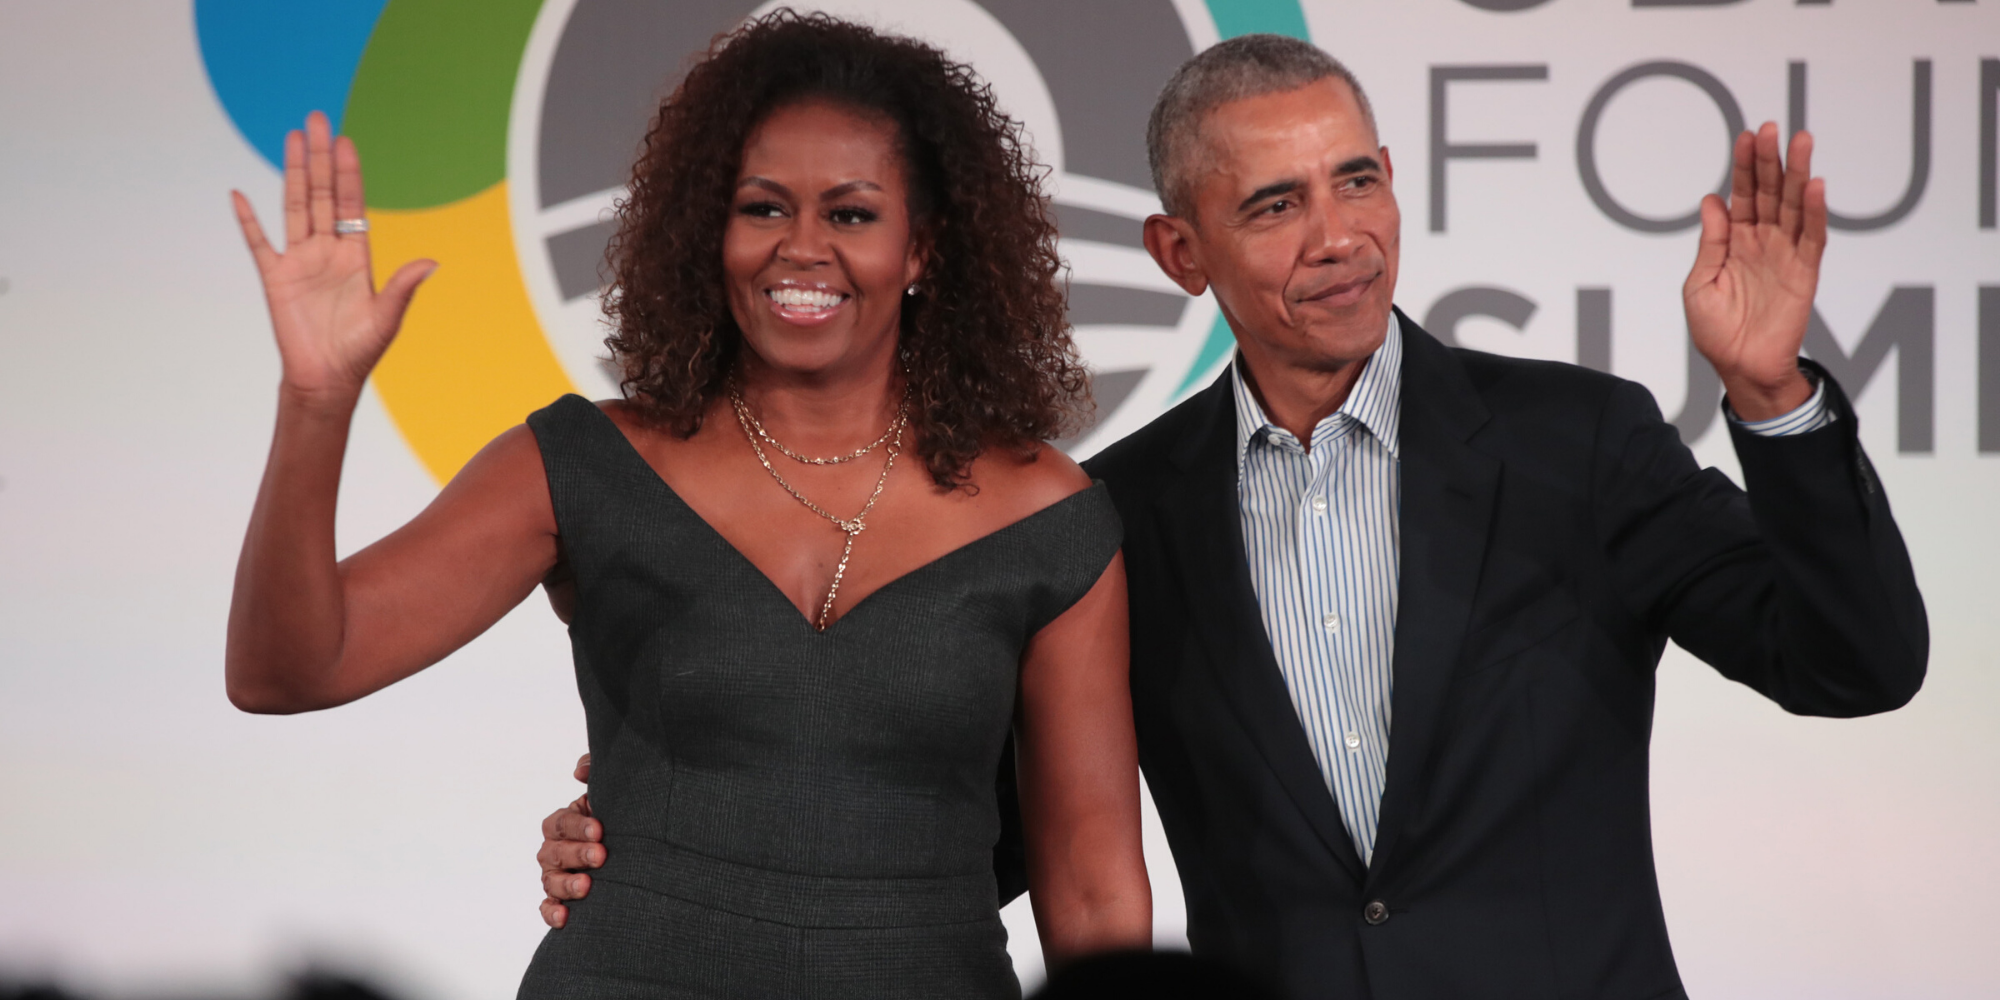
left=767, top=288, right=844, bottom=311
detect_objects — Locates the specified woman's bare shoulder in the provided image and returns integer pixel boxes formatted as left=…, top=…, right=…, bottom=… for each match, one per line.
left=455, top=421, right=544, bottom=480
left=594, top=397, right=688, bottom=446
left=964, top=442, right=1095, bottom=522
left=431, top=422, right=556, bottom=526
left=459, top=398, right=631, bottom=476
left=594, top=397, right=641, bottom=428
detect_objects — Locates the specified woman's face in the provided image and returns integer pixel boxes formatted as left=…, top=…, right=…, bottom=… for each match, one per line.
left=723, top=98, right=925, bottom=381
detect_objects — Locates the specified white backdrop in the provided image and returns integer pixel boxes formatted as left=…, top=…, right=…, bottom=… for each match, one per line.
left=2, top=1, right=1997, bottom=997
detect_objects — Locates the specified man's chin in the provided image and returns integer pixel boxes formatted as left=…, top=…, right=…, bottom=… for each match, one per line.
left=1295, top=307, right=1392, bottom=363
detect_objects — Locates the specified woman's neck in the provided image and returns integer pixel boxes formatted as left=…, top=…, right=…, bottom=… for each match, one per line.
left=733, top=352, right=905, bottom=453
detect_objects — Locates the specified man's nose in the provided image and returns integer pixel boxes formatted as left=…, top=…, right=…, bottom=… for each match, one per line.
left=1304, top=197, right=1359, bottom=264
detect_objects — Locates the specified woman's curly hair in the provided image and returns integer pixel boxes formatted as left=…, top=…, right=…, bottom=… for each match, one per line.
left=604, top=10, right=1087, bottom=487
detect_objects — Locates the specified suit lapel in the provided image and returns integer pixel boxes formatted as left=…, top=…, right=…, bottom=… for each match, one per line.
left=1154, top=376, right=1369, bottom=885
left=1368, top=313, right=1500, bottom=879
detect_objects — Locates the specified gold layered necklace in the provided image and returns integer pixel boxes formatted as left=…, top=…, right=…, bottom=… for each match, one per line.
left=729, top=385, right=910, bottom=630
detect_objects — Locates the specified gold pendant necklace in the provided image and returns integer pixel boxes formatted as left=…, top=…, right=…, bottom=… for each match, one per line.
left=729, top=388, right=908, bottom=630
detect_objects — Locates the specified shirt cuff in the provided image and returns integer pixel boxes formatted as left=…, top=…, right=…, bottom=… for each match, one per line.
left=1726, top=370, right=1836, bottom=437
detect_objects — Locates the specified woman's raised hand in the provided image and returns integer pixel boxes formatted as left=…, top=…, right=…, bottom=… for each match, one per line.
left=231, top=111, right=435, bottom=404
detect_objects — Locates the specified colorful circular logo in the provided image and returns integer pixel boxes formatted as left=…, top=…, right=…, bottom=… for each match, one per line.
left=198, top=0, right=1309, bottom=481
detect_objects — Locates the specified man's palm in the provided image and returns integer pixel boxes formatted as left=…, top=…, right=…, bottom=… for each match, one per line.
left=1682, top=124, right=1826, bottom=418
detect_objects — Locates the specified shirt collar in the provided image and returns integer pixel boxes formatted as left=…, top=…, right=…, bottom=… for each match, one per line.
left=1231, top=311, right=1404, bottom=469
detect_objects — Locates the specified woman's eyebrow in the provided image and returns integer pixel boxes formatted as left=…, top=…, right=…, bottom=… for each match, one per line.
left=738, top=176, right=793, bottom=197
left=823, top=180, right=884, bottom=199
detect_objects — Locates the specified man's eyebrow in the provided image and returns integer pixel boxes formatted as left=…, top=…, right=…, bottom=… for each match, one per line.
left=1333, top=155, right=1383, bottom=176
left=823, top=180, right=883, bottom=199
left=1236, top=179, right=1303, bottom=214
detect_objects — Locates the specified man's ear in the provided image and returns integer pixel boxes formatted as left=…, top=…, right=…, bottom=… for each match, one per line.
left=1143, top=214, right=1208, bottom=297
left=1380, top=145, right=1394, bottom=186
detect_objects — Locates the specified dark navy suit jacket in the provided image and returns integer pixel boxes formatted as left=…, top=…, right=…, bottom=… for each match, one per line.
left=999, top=309, right=1926, bottom=1000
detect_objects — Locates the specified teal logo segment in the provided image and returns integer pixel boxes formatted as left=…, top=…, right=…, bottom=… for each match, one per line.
left=194, top=0, right=390, bottom=169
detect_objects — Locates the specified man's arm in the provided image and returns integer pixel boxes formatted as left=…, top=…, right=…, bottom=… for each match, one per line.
left=537, top=754, right=603, bottom=929
left=1592, top=122, right=1925, bottom=714
left=537, top=752, right=1036, bottom=927
left=1593, top=370, right=1925, bottom=716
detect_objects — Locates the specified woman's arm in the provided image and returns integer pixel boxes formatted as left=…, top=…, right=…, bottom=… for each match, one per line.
left=224, top=111, right=558, bottom=713
left=1015, top=552, right=1152, bottom=967
left=227, top=419, right=560, bottom=713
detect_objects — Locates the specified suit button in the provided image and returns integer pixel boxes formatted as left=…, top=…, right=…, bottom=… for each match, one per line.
left=1363, top=900, right=1389, bottom=925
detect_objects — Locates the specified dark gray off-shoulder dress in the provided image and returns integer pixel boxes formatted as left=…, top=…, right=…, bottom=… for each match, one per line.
left=515, top=395, right=1122, bottom=1000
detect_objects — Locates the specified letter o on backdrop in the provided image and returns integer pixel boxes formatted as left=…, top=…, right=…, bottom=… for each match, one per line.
left=1577, top=60, right=1745, bottom=233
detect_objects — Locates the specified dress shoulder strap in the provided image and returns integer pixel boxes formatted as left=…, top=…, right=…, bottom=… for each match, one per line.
left=525, top=394, right=666, bottom=543
left=1015, top=482, right=1125, bottom=636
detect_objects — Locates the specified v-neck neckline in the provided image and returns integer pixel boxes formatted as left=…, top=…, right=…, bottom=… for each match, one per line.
left=579, top=399, right=1102, bottom=635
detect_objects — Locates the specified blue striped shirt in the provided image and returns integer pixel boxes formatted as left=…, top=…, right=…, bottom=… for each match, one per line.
left=1231, top=316, right=1832, bottom=864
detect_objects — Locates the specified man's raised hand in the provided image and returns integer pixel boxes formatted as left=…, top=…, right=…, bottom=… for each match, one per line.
left=1683, top=121, right=1826, bottom=422
left=231, top=111, right=435, bottom=406
left=538, top=754, right=604, bottom=929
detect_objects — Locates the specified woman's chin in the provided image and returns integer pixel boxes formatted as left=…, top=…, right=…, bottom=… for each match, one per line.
left=744, top=345, right=868, bottom=381
left=740, top=330, right=897, bottom=381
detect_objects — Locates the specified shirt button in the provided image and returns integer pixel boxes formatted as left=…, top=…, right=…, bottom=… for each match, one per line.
left=1345, top=731, right=1362, bottom=751
left=1364, top=900, right=1390, bottom=925
left=1310, top=494, right=1328, bottom=513
left=1321, top=612, right=1339, bottom=632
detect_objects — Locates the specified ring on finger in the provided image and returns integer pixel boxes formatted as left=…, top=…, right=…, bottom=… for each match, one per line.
left=333, top=218, right=369, bottom=235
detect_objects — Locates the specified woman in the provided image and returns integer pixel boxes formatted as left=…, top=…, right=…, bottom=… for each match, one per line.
left=225, top=12, right=1150, bottom=998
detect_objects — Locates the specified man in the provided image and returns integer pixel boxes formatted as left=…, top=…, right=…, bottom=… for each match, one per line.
left=537, top=36, right=1924, bottom=998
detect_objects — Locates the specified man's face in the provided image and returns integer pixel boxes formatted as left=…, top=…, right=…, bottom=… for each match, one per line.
left=1150, top=78, right=1400, bottom=375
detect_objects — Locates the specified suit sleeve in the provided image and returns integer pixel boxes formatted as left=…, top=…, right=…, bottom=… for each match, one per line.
left=1590, top=360, right=1927, bottom=717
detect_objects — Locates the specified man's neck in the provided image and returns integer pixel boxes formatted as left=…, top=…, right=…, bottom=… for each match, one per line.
left=1237, top=351, right=1369, bottom=448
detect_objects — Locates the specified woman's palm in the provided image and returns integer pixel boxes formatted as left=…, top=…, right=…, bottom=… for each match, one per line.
left=233, top=112, right=433, bottom=401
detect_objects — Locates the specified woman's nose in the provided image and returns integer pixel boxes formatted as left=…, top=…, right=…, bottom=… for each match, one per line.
left=777, top=213, right=834, bottom=266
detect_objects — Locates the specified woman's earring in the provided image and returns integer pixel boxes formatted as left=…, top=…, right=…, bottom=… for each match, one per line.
left=906, top=283, right=920, bottom=297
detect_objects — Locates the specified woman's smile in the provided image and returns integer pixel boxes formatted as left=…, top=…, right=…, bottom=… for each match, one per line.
left=764, top=280, right=851, bottom=326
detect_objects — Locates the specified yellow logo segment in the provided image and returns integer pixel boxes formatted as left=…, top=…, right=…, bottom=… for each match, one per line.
left=367, top=181, right=577, bottom=482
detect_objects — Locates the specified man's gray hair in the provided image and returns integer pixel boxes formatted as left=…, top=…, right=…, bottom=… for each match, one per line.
left=1146, top=34, right=1375, bottom=218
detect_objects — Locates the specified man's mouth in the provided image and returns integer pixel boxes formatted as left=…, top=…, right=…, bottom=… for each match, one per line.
left=1301, top=274, right=1376, bottom=308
